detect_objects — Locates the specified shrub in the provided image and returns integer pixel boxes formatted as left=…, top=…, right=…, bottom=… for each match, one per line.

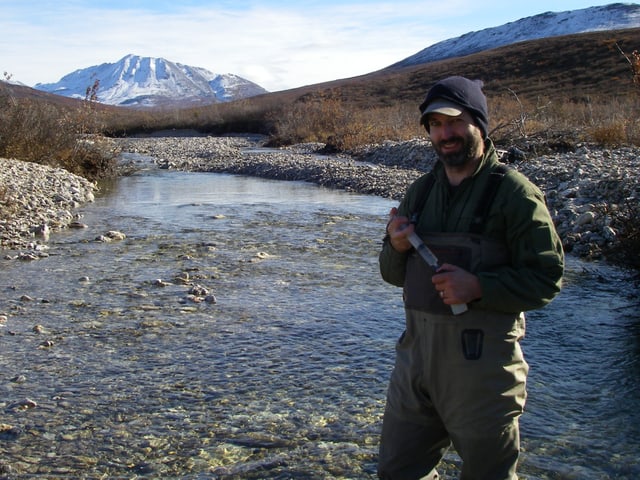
left=588, top=121, right=628, bottom=146
left=0, top=84, right=117, bottom=180
left=266, top=94, right=422, bottom=149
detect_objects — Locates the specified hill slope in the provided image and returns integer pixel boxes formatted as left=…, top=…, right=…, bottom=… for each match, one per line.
left=275, top=28, right=640, bottom=108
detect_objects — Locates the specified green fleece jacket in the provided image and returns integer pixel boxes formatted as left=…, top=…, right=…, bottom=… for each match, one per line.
left=379, top=140, right=564, bottom=313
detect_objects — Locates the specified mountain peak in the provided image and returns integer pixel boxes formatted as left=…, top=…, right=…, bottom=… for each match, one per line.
left=35, top=54, right=268, bottom=108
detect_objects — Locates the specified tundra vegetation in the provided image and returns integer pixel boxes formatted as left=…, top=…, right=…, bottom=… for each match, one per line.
left=0, top=33, right=639, bottom=274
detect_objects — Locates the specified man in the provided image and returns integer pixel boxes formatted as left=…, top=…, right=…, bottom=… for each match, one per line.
left=377, top=76, right=564, bottom=480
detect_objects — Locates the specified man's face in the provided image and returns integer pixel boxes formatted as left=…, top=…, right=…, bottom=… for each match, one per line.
left=426, top=111, right=484, bottom=167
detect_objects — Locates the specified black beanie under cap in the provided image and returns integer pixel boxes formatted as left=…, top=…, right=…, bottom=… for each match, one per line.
left=419, top=76, right=489, bottom=139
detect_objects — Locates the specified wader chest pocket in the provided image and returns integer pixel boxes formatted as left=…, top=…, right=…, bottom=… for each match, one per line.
left=461, top=329, right=484, bottom=360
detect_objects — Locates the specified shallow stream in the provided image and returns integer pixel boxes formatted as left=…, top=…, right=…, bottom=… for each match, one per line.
left=1, top=164, right=638, bottom=479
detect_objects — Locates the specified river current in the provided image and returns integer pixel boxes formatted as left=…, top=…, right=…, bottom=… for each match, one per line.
left=1, top=164, right=638, bottom=479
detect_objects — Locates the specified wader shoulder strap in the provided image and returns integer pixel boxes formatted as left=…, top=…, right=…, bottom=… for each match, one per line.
left=469, top=164, right=509, bottom=234
left=409, top=165, right=509, bottom=233
left=409, top=172, right=435, bottom=224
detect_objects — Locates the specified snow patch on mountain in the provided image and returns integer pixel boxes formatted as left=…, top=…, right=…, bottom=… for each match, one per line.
left=391, top=3, right=640, bottom=68
left=34, top=54, right=267, bottom=107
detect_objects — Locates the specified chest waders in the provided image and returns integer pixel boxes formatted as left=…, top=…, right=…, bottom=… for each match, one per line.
left=378, top=166, right=528, bottom=480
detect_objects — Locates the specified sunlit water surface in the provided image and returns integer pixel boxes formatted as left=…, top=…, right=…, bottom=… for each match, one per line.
left=1, top=167, right=638, bottom=479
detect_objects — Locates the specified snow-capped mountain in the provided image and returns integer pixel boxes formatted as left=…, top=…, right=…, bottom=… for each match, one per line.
left=34, top=54, right=268, bottom=107
left=391, top=3, right=640, bottom=68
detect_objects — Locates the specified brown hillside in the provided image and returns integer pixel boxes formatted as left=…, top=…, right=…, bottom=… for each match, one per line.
left=255, top=27, right=640, bottom=108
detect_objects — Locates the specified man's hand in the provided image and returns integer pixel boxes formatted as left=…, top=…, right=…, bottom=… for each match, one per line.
left=386, top=207, right=413, bottom=252
left=432, top=263, right=482, bottom=305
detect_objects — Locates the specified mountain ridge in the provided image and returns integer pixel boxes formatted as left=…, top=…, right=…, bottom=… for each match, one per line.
left=390, top=2, right=640, bottom=68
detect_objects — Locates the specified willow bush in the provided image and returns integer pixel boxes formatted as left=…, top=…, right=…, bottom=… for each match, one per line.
left=0, top=84, right=118, bottom=180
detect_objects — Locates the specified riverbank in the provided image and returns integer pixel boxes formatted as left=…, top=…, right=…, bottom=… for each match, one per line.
left=0, top=157, right=97, bottom=255
left=2, top=134, right=639, bottom=261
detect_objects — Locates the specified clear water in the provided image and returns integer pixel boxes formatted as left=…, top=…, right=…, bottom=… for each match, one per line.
left=1, top=168, right=638, bottom=479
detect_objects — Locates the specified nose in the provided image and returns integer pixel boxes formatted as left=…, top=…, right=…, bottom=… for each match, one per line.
left=441, top=123, right=456, bottom=139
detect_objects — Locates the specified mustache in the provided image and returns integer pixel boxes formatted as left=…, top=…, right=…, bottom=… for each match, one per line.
left=436, top=136, right=464, bottom=148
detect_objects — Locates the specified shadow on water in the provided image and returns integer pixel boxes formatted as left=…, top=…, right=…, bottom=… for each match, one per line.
left=0, top=169, right=638, bottom=479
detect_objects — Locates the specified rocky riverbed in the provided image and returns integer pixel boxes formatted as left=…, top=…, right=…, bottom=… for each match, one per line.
left=1, top=134, right=639, bottom=261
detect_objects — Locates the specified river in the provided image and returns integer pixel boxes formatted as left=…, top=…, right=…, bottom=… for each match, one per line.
left=1, top=164, right=638, bottom=479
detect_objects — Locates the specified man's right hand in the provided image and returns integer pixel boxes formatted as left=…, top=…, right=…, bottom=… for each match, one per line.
left=386, top=207, right=413, bottom=252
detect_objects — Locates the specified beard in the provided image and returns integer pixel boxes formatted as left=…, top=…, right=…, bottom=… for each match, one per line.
left=433, top=131, right=483, bottom=168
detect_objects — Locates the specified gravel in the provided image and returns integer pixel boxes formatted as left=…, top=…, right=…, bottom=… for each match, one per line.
left=0, top=157, right=96, bottom=254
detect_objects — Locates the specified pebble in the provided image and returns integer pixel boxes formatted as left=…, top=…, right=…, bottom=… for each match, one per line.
left=95, top=230, right=127, bottom=242
left=6, top=398, right=37, bottom=411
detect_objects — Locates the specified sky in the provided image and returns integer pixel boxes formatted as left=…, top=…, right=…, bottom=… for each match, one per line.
left=0, top=0, right=632, bottom=92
